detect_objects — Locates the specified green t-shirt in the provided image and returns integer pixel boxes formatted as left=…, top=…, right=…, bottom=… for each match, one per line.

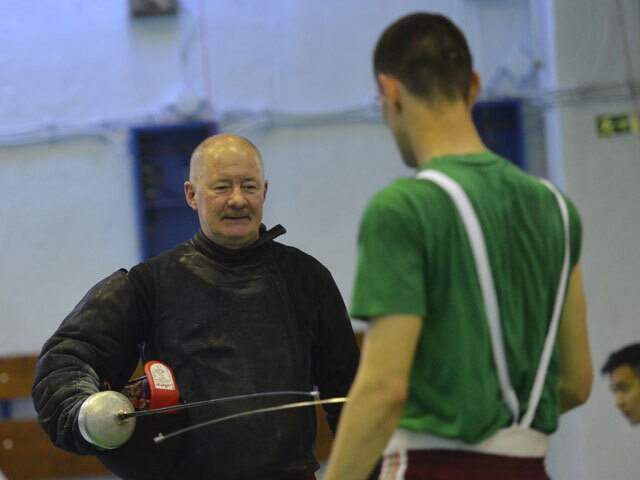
left=350, top=151, right=581, bottom=444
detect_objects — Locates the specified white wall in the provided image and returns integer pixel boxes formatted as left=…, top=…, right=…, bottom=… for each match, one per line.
left=545, top=0, right=640, bottom=478
left=0, top=136, right=139, bottom=353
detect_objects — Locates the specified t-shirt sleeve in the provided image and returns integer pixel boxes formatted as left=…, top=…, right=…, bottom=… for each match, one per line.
left=563, top=194, right=582, bottom=269
left=350, top=188, right=427, bottom=320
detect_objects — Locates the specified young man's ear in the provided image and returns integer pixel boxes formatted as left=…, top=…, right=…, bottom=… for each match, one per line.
left=467, top=71, right=481, bottom=107
left=377, top=73, right=403, bottom=113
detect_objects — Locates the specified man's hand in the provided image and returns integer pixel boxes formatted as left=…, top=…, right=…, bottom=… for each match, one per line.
left=78, top=391, right=136, bottom=449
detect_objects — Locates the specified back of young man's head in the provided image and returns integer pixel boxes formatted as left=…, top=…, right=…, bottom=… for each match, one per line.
left=373, top=12, right=473, bottom=104
left=602, top=343, right=640, bottom=377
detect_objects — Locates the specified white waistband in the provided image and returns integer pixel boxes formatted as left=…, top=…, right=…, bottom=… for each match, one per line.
left=384, top=426, right=549, bottom=458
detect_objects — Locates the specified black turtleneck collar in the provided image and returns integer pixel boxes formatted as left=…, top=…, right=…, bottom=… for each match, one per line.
left=191, top=224, right=286, bottom=262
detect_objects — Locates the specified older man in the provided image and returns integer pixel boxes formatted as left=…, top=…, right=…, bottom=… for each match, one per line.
left=325, top=13, right=591, bottom=480
left=602, top=343, right=640, bottom=425
left=33, top=134, right=359, bottom=480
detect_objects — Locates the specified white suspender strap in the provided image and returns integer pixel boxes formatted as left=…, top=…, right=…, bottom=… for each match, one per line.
left=520, top=179, right=571, bottom=428
left=416, top=170, right=520, bottom=423
left=416, top=170, right=570, bottom=428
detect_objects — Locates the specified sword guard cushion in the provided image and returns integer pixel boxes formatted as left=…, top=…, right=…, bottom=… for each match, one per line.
left=121, top=361, right=180, bottom=412
left=144, top=361, right=180, bottom=410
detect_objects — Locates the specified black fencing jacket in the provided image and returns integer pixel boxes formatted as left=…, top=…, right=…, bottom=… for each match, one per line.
left=33, top=225, right=359, bottom=479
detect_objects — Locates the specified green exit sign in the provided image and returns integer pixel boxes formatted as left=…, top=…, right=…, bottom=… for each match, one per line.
left=596, top=112, right=640, bottom=138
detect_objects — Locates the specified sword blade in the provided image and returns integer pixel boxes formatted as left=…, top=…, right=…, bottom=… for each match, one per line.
left=118, top=390, right=318, bottom=420
left=153, top=397, right=348, bottom=443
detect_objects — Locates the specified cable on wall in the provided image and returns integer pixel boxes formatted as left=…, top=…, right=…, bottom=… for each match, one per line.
left=614, top=0, right=640, bottom=156
left=615, top=0, right=639, bottom=114
left=197, top=0, right=215, bottom=136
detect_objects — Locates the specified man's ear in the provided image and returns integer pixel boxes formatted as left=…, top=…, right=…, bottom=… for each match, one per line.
left=263, top=180, right=269, bottom=201
left=468, top=71, right=481, bottom=107
left=377, top=73, right=403, bottom=113
left=184, top=181, right=198, bottom=211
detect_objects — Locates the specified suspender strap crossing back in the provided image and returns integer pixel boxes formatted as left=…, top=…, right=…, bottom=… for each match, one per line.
left=416, top=170, right=570, bottom=428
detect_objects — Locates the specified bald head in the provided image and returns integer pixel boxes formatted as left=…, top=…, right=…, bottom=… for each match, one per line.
left=189, top=134, right=264, bottom=187
left=184, top=133, right=269, bottom=249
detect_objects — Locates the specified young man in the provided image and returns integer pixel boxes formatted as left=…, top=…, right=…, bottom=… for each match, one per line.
left=33, top=134, right=359, bottom=480
left=325, top=12, right=592, bottom=480
left=602, top=343, right=640, bottom=425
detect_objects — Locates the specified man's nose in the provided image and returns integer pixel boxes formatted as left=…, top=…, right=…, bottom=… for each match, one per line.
left=615, top=393, right=625, bottom=408
left=227, top=187, right=248, bottom=208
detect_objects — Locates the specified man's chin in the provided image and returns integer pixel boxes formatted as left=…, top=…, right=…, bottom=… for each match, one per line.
left=219, top=229, right=259, bottom=248
left=621, top=410, right=640, bottom=425
left=221, top=218, right=252, bottom=233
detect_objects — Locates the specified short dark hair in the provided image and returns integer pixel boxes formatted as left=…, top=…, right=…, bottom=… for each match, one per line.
left=373, top=12, right=473, bottom=103
left=601, top=343, right=640, bottom=375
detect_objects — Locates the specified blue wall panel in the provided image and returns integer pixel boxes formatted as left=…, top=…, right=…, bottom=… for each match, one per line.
left=131, top=122, right=216, bottom=260
left=473, top=99, right=526, bottom=171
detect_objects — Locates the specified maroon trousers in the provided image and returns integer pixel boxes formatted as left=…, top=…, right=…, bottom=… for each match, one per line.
left=369, top=450, right=550, bottom=480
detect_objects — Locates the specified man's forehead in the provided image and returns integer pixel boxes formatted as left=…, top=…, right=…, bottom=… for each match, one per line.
left=209, top=172, right=262, bottom=182
left=195, top=148, right=263, bottom=178
left=610, top=364, right=640, bottom=387
left=201, top=155, right=262, bottom=173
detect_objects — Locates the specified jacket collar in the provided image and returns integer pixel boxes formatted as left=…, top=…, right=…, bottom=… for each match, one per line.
left=191, top=224, right=286, bottom=262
